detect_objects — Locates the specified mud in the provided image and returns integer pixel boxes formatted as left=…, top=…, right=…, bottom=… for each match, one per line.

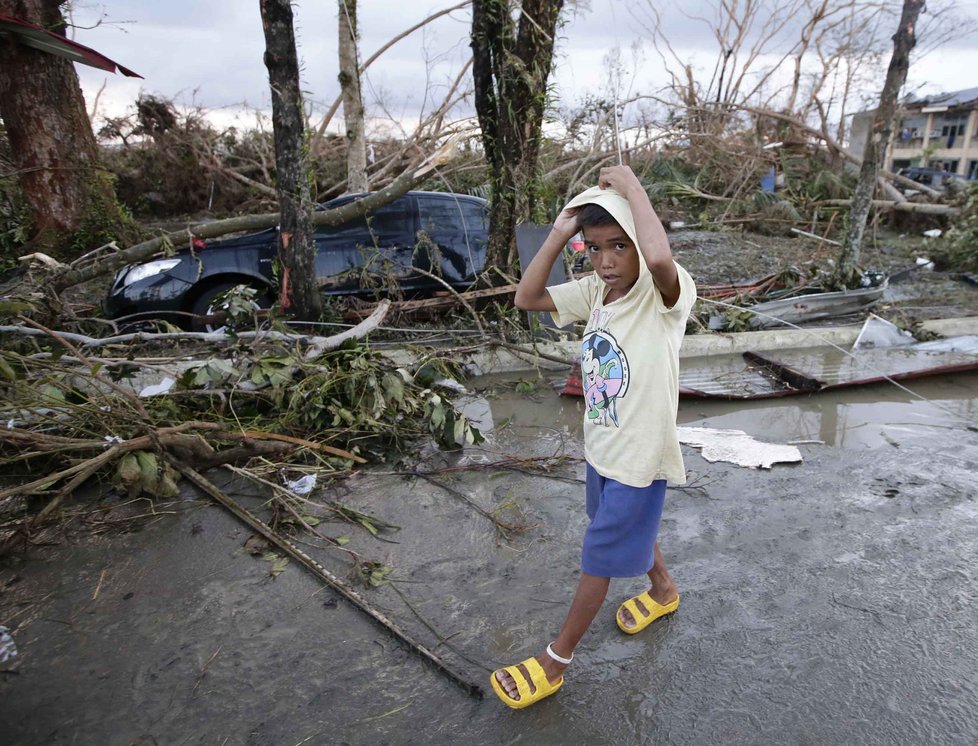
left=2, top=372, right=978, bottom=744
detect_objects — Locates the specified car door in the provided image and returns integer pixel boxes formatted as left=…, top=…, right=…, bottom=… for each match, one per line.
left=415, top=194, right=489, bottom=286
left=314, top=195, right=417, bottom=296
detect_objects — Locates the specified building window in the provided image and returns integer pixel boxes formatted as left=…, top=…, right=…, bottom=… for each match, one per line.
left=968, top=160, right=978, bottom=180
left=938, top=114, right=967, bottom=147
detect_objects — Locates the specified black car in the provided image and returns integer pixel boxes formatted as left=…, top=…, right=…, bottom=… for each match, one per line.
left=104, top=191, right=489, bottom=330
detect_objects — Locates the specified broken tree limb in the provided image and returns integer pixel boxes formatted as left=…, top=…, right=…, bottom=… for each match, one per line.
left=310, top=1, right=470, bottom=153
left=726, top=104, right=943, bottom=198
left=407, top=267, right=485, bottom=336
left=813, top=199, right=958, bottom=216
left=0, top=299, right=390, bottom=354
left=48, top=160, right=446, bottom=292
left=343, top=283, right=518, bottom=320
left=303, top=299, right=389, bottom=360
left=413, top=472, right=524, bottom=539
left=174, top=461, right=483, bottom=698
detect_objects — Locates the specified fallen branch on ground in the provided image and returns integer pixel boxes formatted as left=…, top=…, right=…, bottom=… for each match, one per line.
left=175, top=461, right=483, bottom=698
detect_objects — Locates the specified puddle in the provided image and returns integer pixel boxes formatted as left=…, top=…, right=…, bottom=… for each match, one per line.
left=678, top=372, right=978, bottom=450
left=471, top=369, right=978, bottom=451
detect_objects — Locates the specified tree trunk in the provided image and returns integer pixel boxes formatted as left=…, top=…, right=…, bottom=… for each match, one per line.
left=259, top=0, right=321, bottom=321
left=836, top=0, right=924, bottom=287
left=338, top=0, right=369, bottom=193
left=471, top=0, right=564, bottom=273
left=0, top=0, right=134, bottom=259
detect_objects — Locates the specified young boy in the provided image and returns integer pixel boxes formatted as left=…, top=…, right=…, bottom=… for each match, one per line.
left=491, top=165, right=696, bottom=709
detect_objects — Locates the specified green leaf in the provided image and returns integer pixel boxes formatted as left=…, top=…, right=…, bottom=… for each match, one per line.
left=0, top=358, right=18, bottom=382
left=269, top=555, right=289, bottom=578
left=334, top=535, right=351, bottom=546
left=358, top=518, right=378, bottom=535
left=40, top=385, right=64, bottom=403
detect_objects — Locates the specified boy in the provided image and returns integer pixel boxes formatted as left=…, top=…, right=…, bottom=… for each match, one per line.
left=491, top=165, right=696, bottom=709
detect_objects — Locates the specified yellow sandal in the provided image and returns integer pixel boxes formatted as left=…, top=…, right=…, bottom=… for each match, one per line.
left=617, top=592, right=680, bottom=634
left=490, top=648, right=567, bottom=709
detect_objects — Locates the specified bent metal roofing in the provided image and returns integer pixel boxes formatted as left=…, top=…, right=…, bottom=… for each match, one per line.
left=0, top=14, right=141, bottom=78
left=905, top=86, right=978, bottom=108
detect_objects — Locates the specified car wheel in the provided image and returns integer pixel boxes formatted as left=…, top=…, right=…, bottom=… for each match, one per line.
left=190, top=281, right=273, bottom=333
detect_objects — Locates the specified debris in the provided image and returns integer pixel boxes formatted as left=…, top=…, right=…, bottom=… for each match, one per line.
left=915, top=256, right=935, bottom=270
left=175, top=461, right=484, bottom=698
left=922, top=229, right=942, bottom=238
left=138, top=376, right=175, bottom=397
left=678, top=427, right=802, bottom=468
left=852, top=314, right=915, bottom=351
left=0, top=626, right=17, bottom=666
left=284, top=474, right=317, bottom=495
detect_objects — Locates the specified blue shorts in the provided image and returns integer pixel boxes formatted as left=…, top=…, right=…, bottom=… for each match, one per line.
left=581, top=463, right=667, bottom=578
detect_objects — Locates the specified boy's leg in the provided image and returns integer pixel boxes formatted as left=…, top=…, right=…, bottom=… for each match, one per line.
left=618, top=542, right=679, bottom=629
left=494, top=571, right=609, bottom=702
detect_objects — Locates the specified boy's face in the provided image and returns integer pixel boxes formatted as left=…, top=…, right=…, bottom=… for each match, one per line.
left=583, top=222, right=641, bottom=295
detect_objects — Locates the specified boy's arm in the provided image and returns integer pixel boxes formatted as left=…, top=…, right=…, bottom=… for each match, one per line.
left=514, top=208, right=579, bottom=312
left=598, top=166, right=681, bottom=308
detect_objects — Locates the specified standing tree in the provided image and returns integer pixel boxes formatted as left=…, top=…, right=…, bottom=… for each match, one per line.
left=835, top=0, right=925, bottom=287
left=338, top=0, right=368, bottom=193
left=471, top=0, right=564, bottom=270
left=259, top=0, right=321, bottom=321
left=0, top=0, right=135, bottom=259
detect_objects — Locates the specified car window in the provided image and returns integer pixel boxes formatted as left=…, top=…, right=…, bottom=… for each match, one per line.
left=417, top=195, right=487, bottom=282
left=314, top=197, right=416, bottom=287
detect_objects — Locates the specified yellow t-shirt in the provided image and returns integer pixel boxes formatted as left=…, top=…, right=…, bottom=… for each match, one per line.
left=546, top=186, right=696, bottom=487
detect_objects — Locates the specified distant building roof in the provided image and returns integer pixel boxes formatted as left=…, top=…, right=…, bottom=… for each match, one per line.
left=904, top=87, right=978, bottom=108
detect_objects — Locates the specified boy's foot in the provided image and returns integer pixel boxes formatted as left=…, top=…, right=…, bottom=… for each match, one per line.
left=617, top=583, right=679, bottom=631
left=492, top=650, right=567, bottom=706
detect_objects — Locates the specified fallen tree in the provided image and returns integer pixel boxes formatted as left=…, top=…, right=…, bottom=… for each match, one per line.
left=45, top=141, right=459, bottom=294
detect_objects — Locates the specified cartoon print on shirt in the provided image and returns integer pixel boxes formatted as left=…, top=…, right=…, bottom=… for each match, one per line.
left=581, top=330, right=629, bottom=428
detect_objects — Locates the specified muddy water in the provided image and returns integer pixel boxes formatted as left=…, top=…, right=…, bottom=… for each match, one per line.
left=2, top=372, right=978, bottom=744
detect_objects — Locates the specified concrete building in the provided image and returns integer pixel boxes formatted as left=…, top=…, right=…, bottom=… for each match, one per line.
left=850, top=86, right=978, bottom=180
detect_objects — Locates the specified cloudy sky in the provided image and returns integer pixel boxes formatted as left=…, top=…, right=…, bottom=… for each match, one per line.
left=69, top=1, right=978, bottom=137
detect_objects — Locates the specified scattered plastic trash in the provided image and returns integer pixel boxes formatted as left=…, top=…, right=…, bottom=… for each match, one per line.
left=852, top=314, right=916, bottom=351
left=433, top=378, right=467, bottom=393
left=922, top=229, right=942, bottom=238
left=678, top=427, right=802, bottom=469
left=0, top=626, right=18, bottom=664
left=284, top=474, right=317, bottom=495
left=103, top=435, right=125, bottom=445
left=669, top=221, right=686, bottom=230
left=915, top=256, right=935, bottom=270
left=139, top=376, right=175, bottom=397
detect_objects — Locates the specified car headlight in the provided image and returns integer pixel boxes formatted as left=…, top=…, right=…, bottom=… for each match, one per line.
left=122, top=258, right=181, bottom=287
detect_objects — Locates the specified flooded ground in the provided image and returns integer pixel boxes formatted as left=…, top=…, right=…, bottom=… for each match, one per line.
left=2, top=369, right=978, bottom=744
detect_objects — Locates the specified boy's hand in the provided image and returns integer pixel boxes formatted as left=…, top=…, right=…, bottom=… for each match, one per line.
left=598, top=165, right=643, bottom=198
left=552, top=206, right=580, bottom=239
